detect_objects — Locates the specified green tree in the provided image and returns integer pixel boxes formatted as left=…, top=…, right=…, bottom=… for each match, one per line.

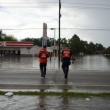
left=46, top=38, right=54, bottom=47
left=21, top=38, right=42, bottom=46
left=105, top=46, right=110, bottom=54
left=34, top=38, right=42, bottom=46
left=69, top=34, right=81, bottom=54
left=0, top=30, right=3, bottom=41
left=80, top=40, right=88, bottom=54
left=2, top=34, right=18, bottom=41
left=21, top=38, right=33, bottom=42
left=55, top=38, right=67, bottom=46
left=61, top=38, right=67, bottom=44
left=95, top=43, right=105, bottom=51
left=86, top=42, right=96, bottom=54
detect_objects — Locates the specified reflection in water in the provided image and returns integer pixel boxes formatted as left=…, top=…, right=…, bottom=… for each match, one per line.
left=70, top=55, right=110, bottom=70
left=38, top=89, right=46, bottom=110
left=64, top=79, right=68, bottom=85
left=63, top=79, right=69, bottom=92
left=40, top=78, right=46, bottom=84
left=61, top=96, right=69, bottom=110
left=0, top=96, right=110, bottom=110
left=39, top=95, right=46, bottom=110
left=0, top=55, right=110, bottom=70
left=61, top=83, right=69, bottom=109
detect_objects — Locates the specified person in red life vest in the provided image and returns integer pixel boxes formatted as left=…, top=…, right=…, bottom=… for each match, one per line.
left=38, top=45, right=49, bottom=78
left=61, top=45, right=73, bottom=79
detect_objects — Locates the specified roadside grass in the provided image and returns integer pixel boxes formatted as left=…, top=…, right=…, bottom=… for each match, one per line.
left=0, top=91, right=110, bottom=98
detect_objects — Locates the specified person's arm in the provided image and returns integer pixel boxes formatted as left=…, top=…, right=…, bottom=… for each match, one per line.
left=61, top=50, right=63, bottom=62
left=45, top=49, right=49, bottom=58
left=37, top=51, right=41, bottom=58
left=70, top=50, right=72, bottom=59
left=70, top=50, right=75, bottom=62
left=46, top=52, right=49, bottom=58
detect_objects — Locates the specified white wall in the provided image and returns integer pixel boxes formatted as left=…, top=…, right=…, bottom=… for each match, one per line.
left=20, top=47, right=31, bottom=55
left=30, top=45, right=41, bottom=55
left=47, top=47, right=53, bottom=52
left=20, top=45, right=42, bottom=56
left=20, top=45, right=57, bottom=56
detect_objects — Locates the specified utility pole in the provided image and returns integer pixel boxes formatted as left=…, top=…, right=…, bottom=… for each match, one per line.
left=58, top=0, right=61, bottom=68
left=50, top=28, right=56, bottom=60
left=42, top=23, right=48, bottom=47
left=0, top=30, right=2, bottom=41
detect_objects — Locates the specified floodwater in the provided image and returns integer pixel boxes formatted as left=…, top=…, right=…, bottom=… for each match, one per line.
left=0, top=55, right=110, bottom=110
left=0, top=55, right=110, bottom=70
left=0, top=95, right=110, bottom=110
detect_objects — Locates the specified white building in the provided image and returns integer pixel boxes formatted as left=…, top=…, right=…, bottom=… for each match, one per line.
left=0, top=41, right=38, bottom=57
left=0, top=41, right=58, bottom=57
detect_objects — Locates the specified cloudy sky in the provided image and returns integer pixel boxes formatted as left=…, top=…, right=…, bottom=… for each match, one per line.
left=0, top=0, right=110, bottom=47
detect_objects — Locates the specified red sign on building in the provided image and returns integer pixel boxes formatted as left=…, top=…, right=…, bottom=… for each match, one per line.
left=0, top=42, right=34, bottom=47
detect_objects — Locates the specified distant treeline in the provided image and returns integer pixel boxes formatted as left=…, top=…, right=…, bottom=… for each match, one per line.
left=20, top=34, right=110, bottom=55
left=0, top=32, right=110, bottom=55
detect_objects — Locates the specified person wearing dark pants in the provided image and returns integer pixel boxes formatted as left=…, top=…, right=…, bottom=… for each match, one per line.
left=61, top=45, right=72, bottom=79
left=40, top=63, right=47, bottom=77
left=62, top=58, right=71, bottom=79
left=38, top=45, right=49, bottom=78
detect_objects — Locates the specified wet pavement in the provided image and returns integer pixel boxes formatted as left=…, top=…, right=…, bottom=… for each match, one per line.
left=0, top=69, right=110, bottom=93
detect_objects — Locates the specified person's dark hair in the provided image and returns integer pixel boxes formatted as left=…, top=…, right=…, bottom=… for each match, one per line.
left=65, top=44, right=69, bottom=47
left=43, top=45, right=46, bottom=48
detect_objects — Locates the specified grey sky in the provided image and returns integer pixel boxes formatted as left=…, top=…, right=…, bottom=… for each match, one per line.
left=0, top=0, right=110, bottom=47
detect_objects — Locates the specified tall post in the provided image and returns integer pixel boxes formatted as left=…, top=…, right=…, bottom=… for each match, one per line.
left=42, top=23, right=47, bottom=47
left=54, top=29, right=56, bottom=60
left=50, top=28, right=56, bottom=60
left=0, top=30, right=2, bottom=57
left=58, top=0, right=61, bottom=68
left=0, top=30, right=2, bottom=41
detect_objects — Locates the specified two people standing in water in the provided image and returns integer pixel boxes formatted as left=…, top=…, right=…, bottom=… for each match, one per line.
left=38, top=44, right=73, bottom=79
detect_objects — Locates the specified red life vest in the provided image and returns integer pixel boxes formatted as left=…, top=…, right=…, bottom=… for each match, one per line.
left=62, top=48, right=71, bottom=58
left=38, top=48, right=49, bottom=63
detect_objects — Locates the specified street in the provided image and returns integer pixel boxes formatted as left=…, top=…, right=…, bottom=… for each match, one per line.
left=0, top=69, right=110, bottom=92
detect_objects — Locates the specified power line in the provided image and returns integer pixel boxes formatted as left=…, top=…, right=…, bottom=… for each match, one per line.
left=1, top=5, right=110, bottom=10
left=0, top=2, right=58, bottom=8
left=1, top=2, right=110, bottom=10
left=1, top=1, right=110, bottom=6
left=61, top=28, right=110, bottom=31
left=0, top=5, right=58, bottom=8
left=1, top=27, right=110, bottom=31
left=62, top=2, right=110, bottom=7
left=62, top=2, right=110, bottom=10
left=62, top=5, right=110, bottom=10
left=0, top=2, right=58, bottom=4
left=0, top=28, right=43, bottom=30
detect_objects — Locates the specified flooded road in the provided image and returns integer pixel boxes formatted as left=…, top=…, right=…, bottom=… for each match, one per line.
left=0, top=55, right=110, bottom=70
left=0, top=95, right=110, bottom=110
left=72, top=55, right=110, bottom=70
left=0, top=55, right=110, bottom=110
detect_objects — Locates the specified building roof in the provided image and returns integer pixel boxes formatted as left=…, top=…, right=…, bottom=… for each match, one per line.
left=0, top=41, right=34, bottom=47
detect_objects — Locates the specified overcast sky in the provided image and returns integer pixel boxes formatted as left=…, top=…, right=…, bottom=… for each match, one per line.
left=0, top=0, right=110, bottom=47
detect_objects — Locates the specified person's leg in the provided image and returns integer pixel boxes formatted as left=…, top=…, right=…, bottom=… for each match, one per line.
left=65, top=64, right=69, bottom=79
left=65, top=59, right=71, bottom=79
left=62, top=63, right=67, bottom=79
left=62, top=65, right=65, bottom=74
left=62, top=62, right=66, bottom=74
left=62, top=60, right=70, bottom=79
left=40, top=63, right=44, bottom=77
left=43, top=63, right=47, bottom=77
